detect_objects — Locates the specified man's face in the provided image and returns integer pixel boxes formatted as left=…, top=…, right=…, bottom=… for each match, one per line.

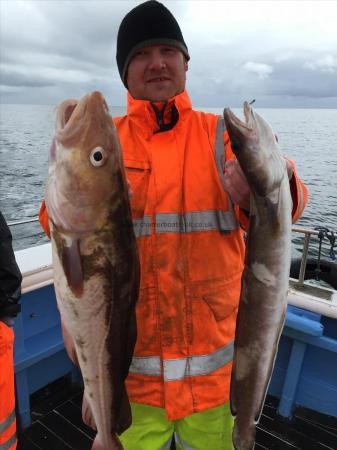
left=126, top=45, right=188, bottom=102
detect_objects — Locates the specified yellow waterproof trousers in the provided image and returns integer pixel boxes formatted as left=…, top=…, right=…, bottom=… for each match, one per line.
left=120, top=402, right=233, bottom=450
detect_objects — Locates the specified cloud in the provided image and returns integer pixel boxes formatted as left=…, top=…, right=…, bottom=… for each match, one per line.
left=242, top=62, right=274, bottom=80
left=1, top=63, right=112, bottom=87
left=274, top=52, right=294, bottom=64
left=0, top=85, right=24, bottom=94
left=304, top=55, right=337, bottom=73
left=1, top=1, right=337, bottom=107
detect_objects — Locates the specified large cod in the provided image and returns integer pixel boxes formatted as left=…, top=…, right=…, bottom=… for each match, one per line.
left=45, top=91, right=140, bottom=450
left=223, top=102, right=292, bottom=450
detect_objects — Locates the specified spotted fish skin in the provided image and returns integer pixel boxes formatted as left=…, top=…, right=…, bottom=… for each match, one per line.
left=45, top=91, right=139, bottom=450
left=223, top=102, right=292, bottom=450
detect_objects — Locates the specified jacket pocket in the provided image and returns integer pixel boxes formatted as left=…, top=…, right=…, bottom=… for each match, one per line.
left=124, top=159, right=151, bottom=219
left=191, top=274, right=241, bottom=322
left=202, top=289, right=238, bottom=322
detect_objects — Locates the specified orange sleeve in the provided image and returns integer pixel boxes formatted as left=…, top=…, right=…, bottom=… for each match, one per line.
left=39, top=200, right=51, bottom=238
left=223, top=133, right=308, bottom=229
left=286, top=158, right=309, bottom=224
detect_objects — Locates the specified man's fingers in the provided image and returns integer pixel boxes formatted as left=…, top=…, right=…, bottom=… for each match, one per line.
left=223, top=159, right=250, bottom=210
left=126, top=178, right=133, bottom=198
left=225, top=159, right=245, bottom=179
left=82, top=393, right=97, bottom=430
left=224, top=160, right=249, bottom=190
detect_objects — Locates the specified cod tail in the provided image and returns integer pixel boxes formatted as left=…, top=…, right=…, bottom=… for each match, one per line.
left=232, top=421, right=256, bottom=450
left=91, top=434, right=123, bottom=450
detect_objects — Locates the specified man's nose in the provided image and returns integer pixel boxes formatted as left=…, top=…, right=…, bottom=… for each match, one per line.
left=148, top=52, right=166, bottom=70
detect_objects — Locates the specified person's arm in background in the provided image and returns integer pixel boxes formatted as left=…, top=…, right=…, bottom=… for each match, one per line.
left=0, top=212, right=21, bottom=450
left=0, top=212, right=22, bottom=323
left=223, top=133, right=308, bottom=230
left=39, top=201, right=50, bottom=238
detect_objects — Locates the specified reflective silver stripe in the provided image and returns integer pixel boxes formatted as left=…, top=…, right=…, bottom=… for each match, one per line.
left=161, top=436, right=174, bottom=450
left=214, top=117, right=227, bottom=189
left=164, top=341, right=234, bottom=381
left=214, top=117, right=239, bottom=228
left=133, top=215, right=152, bottom=238
left=129, top=342, right=234, bottom=380
left=156, top=210, right=238, bottom=234
left=129, top=355, right=161, bottom=376
left=132, top=117, right=238, bottom=236
left=0, top=432, right=17, bottom=450
left=174, top=432, right=196, bottom=450
left=0, top=409, right=15, bottom=435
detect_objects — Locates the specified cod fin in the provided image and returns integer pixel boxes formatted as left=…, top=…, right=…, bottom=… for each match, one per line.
left=61, top=321, right=79, bottom=366
left=254, top=309, right=287, bottom=424
left=230, top=364, right=238, bottom=417
left=116, top=385, right=132, bottom=435
left=82, top=389, right=96, bottom=431
left=61, top=238, right=84, bottom=297
left=91, top=435, right=123, bottom=450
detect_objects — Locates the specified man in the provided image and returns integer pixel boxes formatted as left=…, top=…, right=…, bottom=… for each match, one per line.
left=0, top=212, right=22, bottom=450
left=39, top=1, right=308, bottom=449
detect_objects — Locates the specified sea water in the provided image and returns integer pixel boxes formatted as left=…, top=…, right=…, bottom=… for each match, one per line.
left=0, top=104, right=336, bottom=263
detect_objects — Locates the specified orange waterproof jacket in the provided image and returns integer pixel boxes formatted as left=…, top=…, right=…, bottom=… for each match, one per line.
left=39, top=90, right=307, bottom=420
left=0, top=322, right=17, bottom=450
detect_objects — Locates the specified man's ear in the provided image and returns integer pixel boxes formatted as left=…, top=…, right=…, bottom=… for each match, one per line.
left=184, top=59, right=188, bottom=72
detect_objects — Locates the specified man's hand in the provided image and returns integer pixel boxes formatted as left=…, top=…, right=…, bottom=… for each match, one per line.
left=223, top=157, right=294, bottom=211
left=223, top=159, right=250, bottom=211
left=127, top=179, right=133, bottom=198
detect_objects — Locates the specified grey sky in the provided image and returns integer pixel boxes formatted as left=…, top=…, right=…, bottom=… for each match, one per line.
left=1, top=0, right=337, bottom=108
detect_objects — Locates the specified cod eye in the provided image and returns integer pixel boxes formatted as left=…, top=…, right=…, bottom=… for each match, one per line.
left=89, top=147, right=106, bottom=167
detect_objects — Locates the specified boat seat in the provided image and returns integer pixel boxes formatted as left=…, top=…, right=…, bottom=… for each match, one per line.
left=273, top=304, right=337, bottom=418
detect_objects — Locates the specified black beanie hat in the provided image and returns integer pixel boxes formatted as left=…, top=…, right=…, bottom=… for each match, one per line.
left=116, top=1, right=190, bottom=87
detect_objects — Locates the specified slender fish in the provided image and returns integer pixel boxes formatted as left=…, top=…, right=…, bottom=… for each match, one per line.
left=45, top=91, right=140, bottom=450
left=223, top=102, right=292, bottom=450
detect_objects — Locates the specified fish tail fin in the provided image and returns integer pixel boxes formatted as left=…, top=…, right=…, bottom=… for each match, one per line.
left=91, top=436, right=103, bottom=450
left=116, top=384, right=132, bottom=435
left=91, top=434, right=123, bottom=450
left=254, top=306, right=288, bottom=424
left=230, top=363, right=238, bottom=417
left=82, top=389, right=97, bottom=430
left=232, top=421, right=256, bottom=450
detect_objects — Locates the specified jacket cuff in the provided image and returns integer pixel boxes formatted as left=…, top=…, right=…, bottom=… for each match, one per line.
left=39, top=201, right=51, bottom=238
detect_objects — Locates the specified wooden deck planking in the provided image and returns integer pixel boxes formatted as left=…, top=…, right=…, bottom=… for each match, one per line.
left=17, top=377, right=337, bottom=450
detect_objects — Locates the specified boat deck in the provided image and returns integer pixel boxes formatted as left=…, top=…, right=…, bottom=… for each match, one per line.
left=17, top=376, right=337, bottom=450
